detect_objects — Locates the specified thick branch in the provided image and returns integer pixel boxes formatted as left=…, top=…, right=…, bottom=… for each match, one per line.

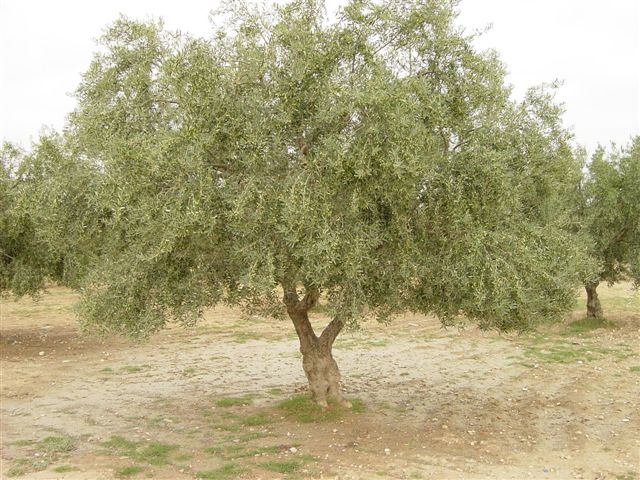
left=289, top=309, right=318, bottom=349
left=282, top=284, right=300, bottom=312
left=319, top=317, right=344, bottom=350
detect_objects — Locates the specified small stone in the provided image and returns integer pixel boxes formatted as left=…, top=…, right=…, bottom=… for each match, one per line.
left=384, top=448, right=390, bottom=455
left=622, top=418, right=630, bottom=422
left=289, top=447, right=298, bottom=453
left=38, top=351, right=45, bottom=356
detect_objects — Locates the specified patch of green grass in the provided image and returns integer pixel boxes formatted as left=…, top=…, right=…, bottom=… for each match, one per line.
left=196, top=463, right=244, bottom=479
left=116, top=465, right=145, bottom=477
left=101, top=436, right=177, bottom=466
left=350, top=398, right=365, bottom=413
left=52, top=465, right=78, bottom=473
left=268, top=388, right=284, bottom=395
left=260, top=460, right=301, bottom=474
left=102, top=436, right=138, bottom=452
left=278, top=394, right=362, bottom=423
left=137, top=443, right=178, bottom=465
left=567, top=317, right=617, bottom=333
left=175, top=453, right=193, bottom=461
left=42, top=435, right=76, bottom=453
left=6, top=435, right=78, bottom=477
left=7, top=458, right=42, bottom=477
left=522, top=341, right=617, bottom=364
left=241, top=412, right=273, bottom=426
left=212, top=423, right=241, bottom=432
left=629, top=366, right=640, bottom=373
left=215, top=395, right=254, bottom=407
left=205, top=444, right=284, bottom=460
left=182, top=367, right=197, bottom=377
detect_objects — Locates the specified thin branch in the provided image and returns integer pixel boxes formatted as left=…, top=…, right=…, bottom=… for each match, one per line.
left=1, top=251, right=16, bottom=261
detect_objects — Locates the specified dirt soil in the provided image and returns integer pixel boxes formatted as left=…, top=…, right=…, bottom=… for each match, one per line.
left=1, top=285, right=639, bottom=480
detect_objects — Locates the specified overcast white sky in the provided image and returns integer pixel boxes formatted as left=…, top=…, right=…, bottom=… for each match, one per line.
left=1, top=0, right=638, bottom=154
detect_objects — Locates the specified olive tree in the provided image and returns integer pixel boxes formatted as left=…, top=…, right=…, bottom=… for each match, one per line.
left=1, top=132, right=103, bottom=297
left=581, top=137, right=640, bottom=317
left=33, top=0, right=589, bottom=407
left=0, top=142, right=44, bottom=295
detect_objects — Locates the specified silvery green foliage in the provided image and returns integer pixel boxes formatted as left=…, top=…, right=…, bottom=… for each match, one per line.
left=0, top=143, right=50, bottom=295
left=21, top=0, right=589, bottom=334
left=584, top=137, right=640, bottom=287
left=0, top=135, right=103, bottom=296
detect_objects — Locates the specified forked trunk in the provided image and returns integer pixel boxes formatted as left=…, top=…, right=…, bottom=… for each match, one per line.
left=283, top=286, right=351, bottom=409
left=585, top=282, right=603, bottom=318
left=290, top=312, right=351, bottom=408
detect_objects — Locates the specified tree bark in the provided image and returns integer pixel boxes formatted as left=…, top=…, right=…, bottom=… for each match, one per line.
left=585, top=282, right=603, bottom=318
left=282, top=285, right=351, bottom=409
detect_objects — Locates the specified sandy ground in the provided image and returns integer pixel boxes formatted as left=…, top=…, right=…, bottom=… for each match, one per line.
left=1, top=285, right=639, bottom=480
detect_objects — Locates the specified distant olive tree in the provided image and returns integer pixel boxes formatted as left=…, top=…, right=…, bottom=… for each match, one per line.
left=581, top=137, right=640, bottom=317
left=11, top=0, right=591, bottom=407
left=0, top=142, right=48, bottom=295
left=0, top=135, right=101, bottom=296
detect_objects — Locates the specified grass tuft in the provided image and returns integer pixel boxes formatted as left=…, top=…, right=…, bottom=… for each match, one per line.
left=6, top=435, right=77, bottom=477
left=101, top=436, right=177, bottom=466
left=241, top=412, right=273, bottom=426
left=567, top=317, right=617, bottom=333
left=278, top=394, right=363, bottom=423
left=205, top=444, right=284, bottom=459
left=215, top=395, right=254, bottom=407
left=260, top=459, right=301, bottom=474
left=116, top=465, right=145, bottom=477
left=196, top=463, right=244, bottom=479
left=42, top=435, right=76, bottom=453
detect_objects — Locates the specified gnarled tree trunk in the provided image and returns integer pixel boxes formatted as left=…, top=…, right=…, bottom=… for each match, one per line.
left=585, top=282, right=603, bottom=318
left=282, top=285, right=351, bottom=409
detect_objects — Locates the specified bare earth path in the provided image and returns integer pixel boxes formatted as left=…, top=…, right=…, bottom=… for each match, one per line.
left=1, top=285, right=638, bottom=479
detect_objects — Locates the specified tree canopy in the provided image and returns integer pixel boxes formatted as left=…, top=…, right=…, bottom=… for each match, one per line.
left=2, top=0, right=594, bottom=405
left=580, top=137, right=640, bottom=317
